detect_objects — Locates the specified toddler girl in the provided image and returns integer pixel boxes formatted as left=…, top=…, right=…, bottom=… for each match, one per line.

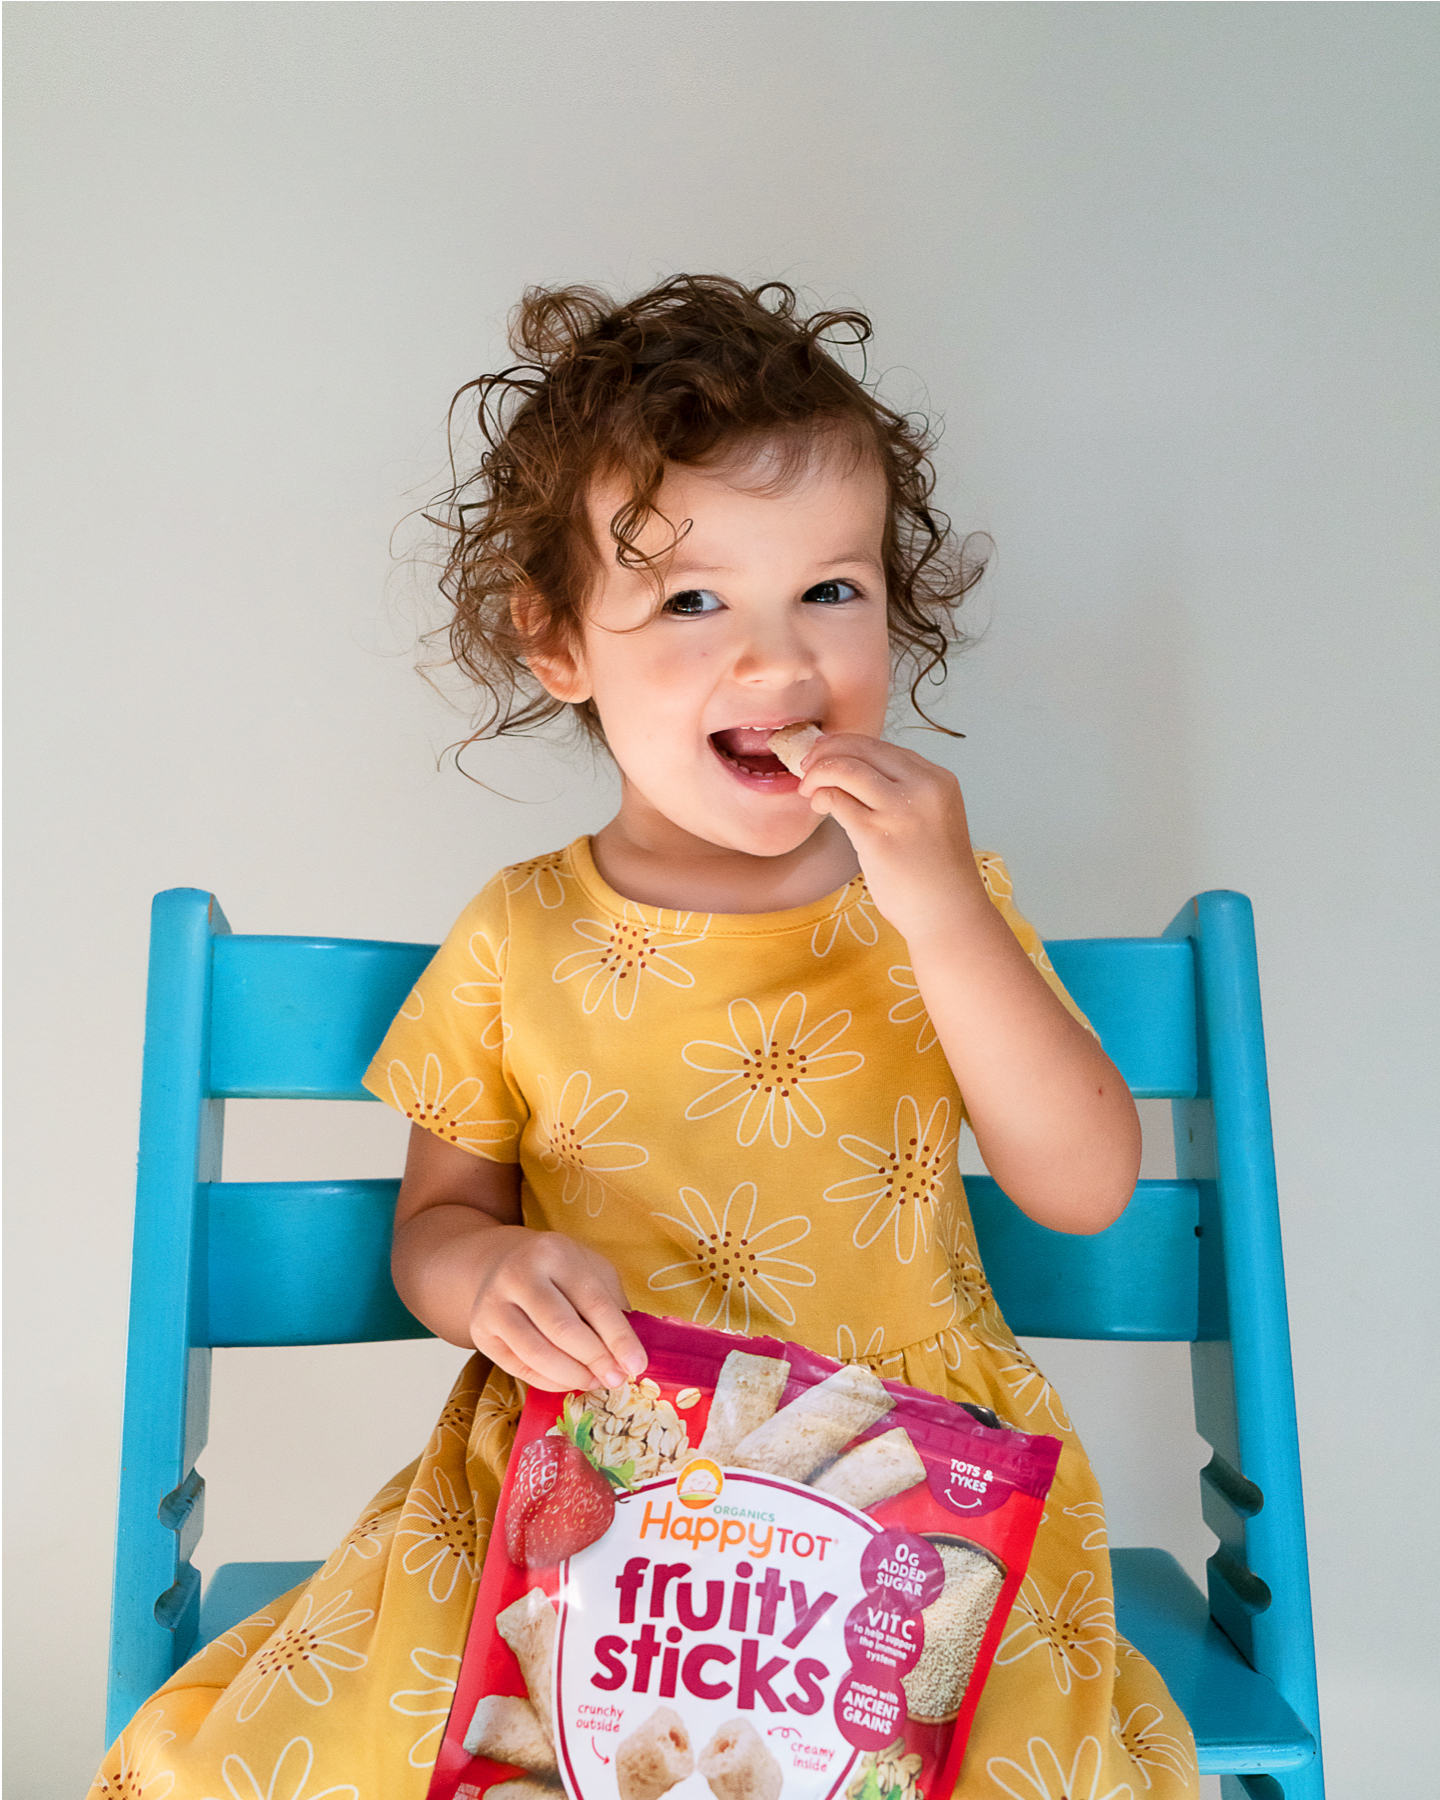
left=94, top=277, right=1198, bottom=1800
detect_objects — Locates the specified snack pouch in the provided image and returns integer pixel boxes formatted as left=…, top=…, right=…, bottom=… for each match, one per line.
left=428, top=1314, right=1061, bottom=1800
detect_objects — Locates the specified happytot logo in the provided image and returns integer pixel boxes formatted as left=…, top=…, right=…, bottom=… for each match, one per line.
left=675, top=1458, right=723, bottom=1509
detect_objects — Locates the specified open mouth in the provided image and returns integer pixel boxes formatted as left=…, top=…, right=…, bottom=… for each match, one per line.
left=708, top=723, right=816, bottom=786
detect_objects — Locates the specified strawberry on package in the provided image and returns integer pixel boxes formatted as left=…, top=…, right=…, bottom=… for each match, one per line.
left=427, top=1315, right=1061, bottom=1800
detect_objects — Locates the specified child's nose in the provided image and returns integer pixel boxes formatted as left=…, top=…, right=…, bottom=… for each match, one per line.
left=731, top=610, right=815, bottom=686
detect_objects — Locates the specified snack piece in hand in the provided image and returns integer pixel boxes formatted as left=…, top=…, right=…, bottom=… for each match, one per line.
left=616, top=1706, right=695, bottom=1800
left=488, top=1781, right=564, bottom=1800
left=699, top=1717, right=783, bottom=1800
left=767, top=721, right=823, bottom=775
left=505, top=1435, right=615, bottom=1568
left=463, top=1694, right=559, bottom=1775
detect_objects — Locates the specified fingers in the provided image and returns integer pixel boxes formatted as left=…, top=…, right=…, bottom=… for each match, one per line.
left=799, top=733, right=918, bottom=783
left=799, top=737, right=915, bottom=812
left=801, top=735, right=963, bottom=831
left=473, top=1238, right=648, bottom=1393
left=484, top=1303, right=601, bottom=1392
left=807, top=785, right=874, bottom=835
left=801, top=760, right=895, bottom=815
left=575, top=1280, right=648, bottom=1383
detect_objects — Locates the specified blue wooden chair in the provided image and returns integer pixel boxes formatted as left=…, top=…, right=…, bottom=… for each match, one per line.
left=106, top=886, right=1323, bottom=1800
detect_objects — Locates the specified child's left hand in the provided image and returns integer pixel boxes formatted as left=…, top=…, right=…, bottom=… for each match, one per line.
left=797, top=733, right=989, bottom=945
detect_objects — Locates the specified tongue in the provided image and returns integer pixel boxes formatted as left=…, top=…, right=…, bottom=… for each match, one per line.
left=712, top=728, right=788, bottom=774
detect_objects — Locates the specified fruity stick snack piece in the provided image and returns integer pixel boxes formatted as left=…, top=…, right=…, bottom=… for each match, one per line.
left=698, top=1718, right=783, bottom=1800
left=696, top=1351, right=790, bottom=1464
left=731, top=1363, right=893, bottom=1483
left=488, top=1781, right=564, bottom=1800
left=810, top=1426, right=926, bottom=1510
left=616, top=1706, right=695, bottom=1800
left=496, top=1587, right=559, bottom=1748
left=767, top=721, right=823, bottom=775
left=462, top=1694, right=559, bottom=1775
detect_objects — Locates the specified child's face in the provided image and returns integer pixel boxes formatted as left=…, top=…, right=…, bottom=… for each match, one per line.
left=534, top=444, right=892, bottom=861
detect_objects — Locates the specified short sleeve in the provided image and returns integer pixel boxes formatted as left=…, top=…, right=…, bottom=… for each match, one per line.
left=361, top=874, right=526, bottom=1160
left=973, top=851, right=1098, bottom=1037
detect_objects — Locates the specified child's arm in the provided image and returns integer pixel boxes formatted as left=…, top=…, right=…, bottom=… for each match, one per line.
left=391, top=1126, right=648, bottom=1389
left=799, top=736, right=1141, bottom=1234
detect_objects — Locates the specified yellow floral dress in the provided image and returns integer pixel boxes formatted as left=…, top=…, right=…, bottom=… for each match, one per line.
left=93, top=839, right=1198, bottom=1800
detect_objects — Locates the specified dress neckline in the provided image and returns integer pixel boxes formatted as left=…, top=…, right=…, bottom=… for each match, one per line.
left=565, top=834, right=872, bottom=937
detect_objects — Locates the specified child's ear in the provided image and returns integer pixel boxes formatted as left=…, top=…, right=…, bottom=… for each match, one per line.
left=511, top=590, right=592, bottom=704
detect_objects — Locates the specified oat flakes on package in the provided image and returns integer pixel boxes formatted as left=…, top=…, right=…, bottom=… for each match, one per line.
left=427, top=1315, right=1061, bottom=1800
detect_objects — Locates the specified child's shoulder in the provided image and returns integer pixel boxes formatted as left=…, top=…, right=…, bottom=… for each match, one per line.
left=442, top=838, right=588, bottom=937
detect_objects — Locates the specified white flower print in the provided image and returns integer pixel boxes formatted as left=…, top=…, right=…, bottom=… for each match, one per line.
left=1111, top=1703, right=1196, bottom=1790
left=227, top=1590, right=372, bottom=1723
left=211, top=1611, right=281, bottom=1662
left=825, top=1097, right=956, bottom=1262
left=428, top=1379, right=480, bottom=1457
left=552, top=903, right=708, bottom=1019
left=994, top=1568, right=1115, bottom=1694
left=975, top=853, right=1014, bottom=904
left=450, top=932, right=507, bottom=1049
left=471, top=1369, right=526, bottom=1484
left=997, top=1347, right=1074, bottom=1433
left=986, top=1736, right=1134, bottom=1800
left=207, top=1736, right=358, bottom=1800
left=96, top=1704, right=176, bottom=1799
left=835, top=1323, right=887, bottom=1362
left=503, top=852, right=572, bottom=910
left=650, top=1182, right=814, bottom=1331
left=931, top=1196, right=1009, bottom=1334
left=398, top=988, right=424, bottom=1022
left=390, top=1645, right=462, bottom=1770
left=920, top=1320, right=988, bottom=1377
left=379, top=1053, right=517, bottom=1152
left=1065, top=1500, right=1109, bottom=1552
left=318, top=1486, right=403, bottom=1581
left=396, top=1465, right=480, bottom=1604
left=886, top=964, right=938, bottom=1053
left=684, top=992, right=863, bottom=1147
left=536, top=1070, right=648, bottom=1217
left=811, top=882, right=879, bottom=957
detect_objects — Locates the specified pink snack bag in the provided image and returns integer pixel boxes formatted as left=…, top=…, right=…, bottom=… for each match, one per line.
left=428, top=1314, right=1061, bottom=1800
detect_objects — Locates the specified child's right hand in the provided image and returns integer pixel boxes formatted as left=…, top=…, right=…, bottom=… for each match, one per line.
left=390, top=1124, right=648, bottom=1393
left=464, top=1222, right=647, bottom=1393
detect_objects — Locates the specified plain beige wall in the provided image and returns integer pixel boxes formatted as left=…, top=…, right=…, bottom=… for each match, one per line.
left=6, top=5, right=1437, bottom=1794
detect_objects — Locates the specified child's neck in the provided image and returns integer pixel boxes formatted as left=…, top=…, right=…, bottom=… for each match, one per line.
left=591, top=811, right=861, bottom=915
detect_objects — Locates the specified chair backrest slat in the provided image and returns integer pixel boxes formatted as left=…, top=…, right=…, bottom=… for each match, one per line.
left=1046, top=938, right=1198, bottom=1098
left=205, top=1180, right=433, bottom=1347
left=969, top=1176, right=1200, bottom=1340
left=209, top=936, right=436, bottom=1099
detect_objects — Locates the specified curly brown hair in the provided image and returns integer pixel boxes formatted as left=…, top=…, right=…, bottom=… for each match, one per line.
left=428, top=275, right=986, bottom=747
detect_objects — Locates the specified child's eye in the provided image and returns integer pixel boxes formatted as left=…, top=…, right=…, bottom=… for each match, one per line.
left=662, top=589, right=723, bottom=616
left=802, top=580, right=860, bottom=605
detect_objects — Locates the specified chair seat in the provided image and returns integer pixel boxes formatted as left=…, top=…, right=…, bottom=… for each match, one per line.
left=198, top=1560, right=324, bottom=1647
left=1112, top=1548, right=1315, bottom=1774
